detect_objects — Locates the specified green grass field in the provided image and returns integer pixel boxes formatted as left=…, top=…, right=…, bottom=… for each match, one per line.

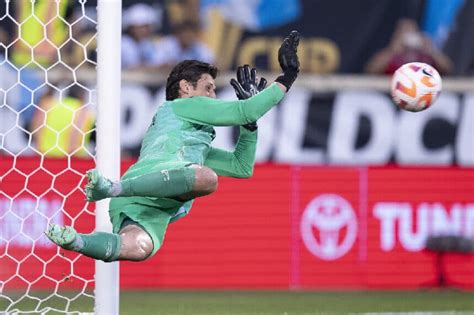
left=2, top=290, right=473, bottom=314
left=120, top=290, right=474, bottom=315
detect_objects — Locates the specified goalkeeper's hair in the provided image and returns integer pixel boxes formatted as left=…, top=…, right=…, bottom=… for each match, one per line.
left=166, top=60, right=218, bottom=100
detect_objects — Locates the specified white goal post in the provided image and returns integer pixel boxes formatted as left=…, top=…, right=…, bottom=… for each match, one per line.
left=95, top=0, right=121, bottom=314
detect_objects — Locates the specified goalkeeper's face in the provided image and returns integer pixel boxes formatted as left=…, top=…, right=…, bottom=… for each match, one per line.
left=185, top=74, right=217, bottom=99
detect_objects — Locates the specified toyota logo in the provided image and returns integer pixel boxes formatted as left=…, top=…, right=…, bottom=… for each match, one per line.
left=300, top=194, right=358, bottom=260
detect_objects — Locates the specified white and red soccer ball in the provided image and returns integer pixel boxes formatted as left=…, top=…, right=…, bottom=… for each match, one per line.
left=391, top=62, right=442, bottom=112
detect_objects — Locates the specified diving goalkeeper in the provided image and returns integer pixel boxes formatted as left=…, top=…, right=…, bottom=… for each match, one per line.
left=46, top=31, right=300, bottom=262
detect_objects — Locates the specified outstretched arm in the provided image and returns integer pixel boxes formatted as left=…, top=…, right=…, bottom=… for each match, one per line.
left=203, top=65, right=266, bottom=178
left=204, top=127, right=257, bottom=178
left=172, top=31, right=300, bottom=127
left=171, top=83, right=284, bottom=126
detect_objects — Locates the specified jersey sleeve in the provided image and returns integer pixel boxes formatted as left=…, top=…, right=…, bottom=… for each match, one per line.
left=171, top=83, right=284, bottom=126
left=204, top=127, right=257, bottom=178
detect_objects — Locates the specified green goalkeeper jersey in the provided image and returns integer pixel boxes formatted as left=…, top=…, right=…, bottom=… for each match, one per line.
left=123, top=83, right=284, bottom=179
left=111, top=83, right=284, bottom=223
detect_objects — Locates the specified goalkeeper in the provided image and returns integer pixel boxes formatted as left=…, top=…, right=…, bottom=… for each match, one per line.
left=46, top=31, right=300, bottom=262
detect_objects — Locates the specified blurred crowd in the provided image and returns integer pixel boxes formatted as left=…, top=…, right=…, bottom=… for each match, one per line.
left=365, top=18, right=453, bottom=75
left=0, top=0, right=215, bottom=157
left=121, top=2, right=214, bottom=72
left=0, top=0, right=472, bottom=158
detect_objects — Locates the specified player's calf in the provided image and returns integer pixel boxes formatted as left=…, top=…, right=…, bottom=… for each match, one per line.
left=45, top=223, right=121, bottom=262
left=84, top=166, right=217, bottom=202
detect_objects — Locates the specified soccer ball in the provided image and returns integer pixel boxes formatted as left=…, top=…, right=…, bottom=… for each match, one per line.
left=390, top=62, right=442, bottom=112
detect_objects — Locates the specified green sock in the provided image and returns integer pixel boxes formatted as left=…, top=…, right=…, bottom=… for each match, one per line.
left=75, top=232, right=121, bottom=262
left=119, top=167, right=196, bottom=198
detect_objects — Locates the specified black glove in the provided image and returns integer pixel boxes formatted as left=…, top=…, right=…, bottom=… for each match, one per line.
left=230, top=65, right=267, bottom=131
left=275, top=30, right=300, bottom=91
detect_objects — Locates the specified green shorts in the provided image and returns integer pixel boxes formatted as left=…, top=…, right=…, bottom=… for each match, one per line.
left=109, top=196, right=192, bottom=257
left=108, top=160, right=195, bottom=257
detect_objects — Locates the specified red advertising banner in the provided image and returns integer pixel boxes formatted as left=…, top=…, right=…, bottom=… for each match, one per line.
left=1, top=158, right=473, bottom=290
left=0, top=158, right=95, bottom=293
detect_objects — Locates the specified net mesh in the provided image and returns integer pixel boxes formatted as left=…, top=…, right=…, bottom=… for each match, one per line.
left=0, top=1, right=97, bottom=313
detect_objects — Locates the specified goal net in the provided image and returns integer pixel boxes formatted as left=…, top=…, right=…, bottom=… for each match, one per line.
left=0, top=1, right=119, bottom=313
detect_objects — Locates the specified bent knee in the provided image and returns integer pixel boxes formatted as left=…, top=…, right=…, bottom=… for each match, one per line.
left=203, top=167, right=218, bottom=193
left=119, top=227, right=154, bottom=261
left=193, top=166, right=218, bottom=195
left=135, top=233, right=154, bottom=260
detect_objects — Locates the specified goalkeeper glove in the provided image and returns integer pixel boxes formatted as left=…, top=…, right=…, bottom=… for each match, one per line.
left=275, top=30, right=300, bottom=91
left=230, top=65, right=267, bottom=131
